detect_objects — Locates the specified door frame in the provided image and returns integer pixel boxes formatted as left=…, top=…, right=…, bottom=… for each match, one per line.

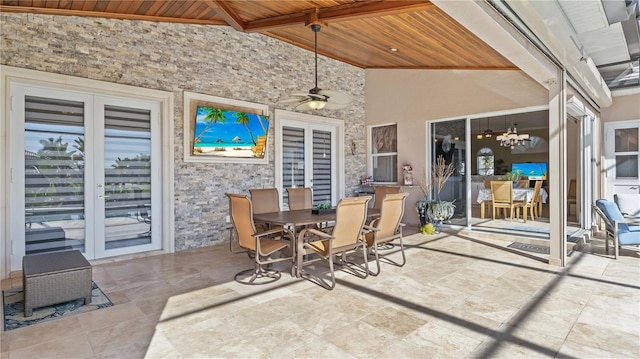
left=1, top=66, right=175, bottom=277
left=274, top=109, right=345, bottom=208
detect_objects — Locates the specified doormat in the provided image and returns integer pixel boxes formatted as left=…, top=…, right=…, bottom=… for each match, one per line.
left=507, top=242, right=550, bottom=254
left=3, top=281, right=113, bottom=331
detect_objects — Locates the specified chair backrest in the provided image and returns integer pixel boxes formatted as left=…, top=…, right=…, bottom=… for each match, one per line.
left=568, top=179, right=577, bottom=198
left=614, top=193, right=640, bottom=217
left=373, top=186, right=401, bottom=210
left=226, top=193, right=258, bottom=250
left=286, top=187, right=313, bottom=210
left=530, top=180, right=543, bottom=203
left=249, top=188, right=280, bottom=214
left=375, top=193, right=409, bottom=238
left=331, top=196, right=371, bottom=248
left=518, top=180, right=530, bottom=188
left=595, top=199, right=629, bottom=234
left=483, top=180, right=491, bottom=189
left=490, top=181, right=513, bottom=204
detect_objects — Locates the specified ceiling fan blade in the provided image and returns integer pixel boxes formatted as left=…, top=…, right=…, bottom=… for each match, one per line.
left=294, top=100, right=315, bottom=111
left=318, top=89, right=352, bottom=106
left=323, top=101, right=350, bottom=110
left=278, top=97, right=307, bottom=104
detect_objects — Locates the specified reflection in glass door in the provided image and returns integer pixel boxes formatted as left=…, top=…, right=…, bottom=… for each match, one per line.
left=15, top=86, right=160, bottom=262
left=24, top=96, right=87, bottom=254
left=100, top=105, right=153, bottom=253
left=430, top=119, right=467, bottom=227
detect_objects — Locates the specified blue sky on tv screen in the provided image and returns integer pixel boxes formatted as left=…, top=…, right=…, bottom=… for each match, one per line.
left=511, top=162, right=547, bottom=179
left=194, top=106, right=269, bottom=145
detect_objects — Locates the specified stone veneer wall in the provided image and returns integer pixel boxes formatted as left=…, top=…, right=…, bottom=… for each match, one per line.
left=1, top=13, right=366, bottom=250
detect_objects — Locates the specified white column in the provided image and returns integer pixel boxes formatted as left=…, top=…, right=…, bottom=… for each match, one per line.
left=548, top=70, right=568, bottom=266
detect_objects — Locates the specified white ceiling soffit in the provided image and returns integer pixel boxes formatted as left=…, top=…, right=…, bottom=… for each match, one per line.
left=430, top=0, right=556, bottom=88
left=504, top=0, right=612, bottom=108
left=558, top=1, right=630, bottom=68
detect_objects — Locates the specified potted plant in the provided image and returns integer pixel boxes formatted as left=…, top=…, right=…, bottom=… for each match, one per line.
left=504, top=169, right=523, bottom=187
left=416, top=155, right=456, bottom=233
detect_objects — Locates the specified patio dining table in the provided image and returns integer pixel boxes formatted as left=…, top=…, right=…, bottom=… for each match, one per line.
left=253, top=208, right=379, bottom=277
left=476, top=188, right=548, bottom=219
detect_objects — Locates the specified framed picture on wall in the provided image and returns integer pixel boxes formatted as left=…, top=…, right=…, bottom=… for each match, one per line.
left=183, top=92, right=270, bottom=164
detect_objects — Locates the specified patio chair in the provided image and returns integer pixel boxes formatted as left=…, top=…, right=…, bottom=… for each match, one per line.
left=297, top=196, right=371, bottom=290
left=593, top=199, right=640, bottom=259
left=372, top=186, right=401, bottom=210
left=226, top=193, right=294, bottom=284
left=363, top=192, right=409, bottom=276
left=250, top=188, right=280, bottom=231
left=521, top=180, right=543, bottom=222
left=491, top=181, right=524, bottom=221
left=286, top=187, right=313, bottom=210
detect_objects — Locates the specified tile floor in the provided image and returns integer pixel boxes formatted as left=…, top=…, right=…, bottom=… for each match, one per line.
left=1, top=229, right=639, bottom=359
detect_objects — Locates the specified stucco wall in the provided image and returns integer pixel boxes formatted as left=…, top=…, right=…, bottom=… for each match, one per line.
left=365, top=69, right=548, bottom=225
left=1, top=13, right=365, bottom=250
left=601, top=93, right=640, bottom=123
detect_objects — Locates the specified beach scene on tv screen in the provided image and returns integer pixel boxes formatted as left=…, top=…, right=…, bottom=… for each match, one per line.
left=512, top=162, right=547, bottom=180
left=193, top=106, right=269, bottom=158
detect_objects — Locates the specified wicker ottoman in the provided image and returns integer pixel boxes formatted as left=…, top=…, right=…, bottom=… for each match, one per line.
left=22, top=250, right=92, bottom=317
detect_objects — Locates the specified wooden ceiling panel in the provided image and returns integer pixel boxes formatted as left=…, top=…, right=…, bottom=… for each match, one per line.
left=0, top=0, right=517, bottom=70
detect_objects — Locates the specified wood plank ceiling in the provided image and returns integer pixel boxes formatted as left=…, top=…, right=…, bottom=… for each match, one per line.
left=0, top=0, right=517, bottom=70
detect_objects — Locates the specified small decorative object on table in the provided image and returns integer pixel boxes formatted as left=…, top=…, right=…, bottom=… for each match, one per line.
left=312, top=203, right=335, bottom=215
left=403, top=164, right=413, bottom=185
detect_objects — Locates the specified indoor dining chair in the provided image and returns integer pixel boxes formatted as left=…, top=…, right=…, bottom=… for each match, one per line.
left=521, top=180, right=543, bottom=222
left=226, top=193, right=294, bottom=284
left=297, top=196, right=371, bottom=290
left=491, top=181, right=524, bottom=221
left=363, top=192, right=409, bottom=276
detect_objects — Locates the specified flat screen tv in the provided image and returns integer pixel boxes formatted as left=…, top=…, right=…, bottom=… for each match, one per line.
left=192, top=105, right=270, bottom=159
left=511, top=162, right=547, bottom=180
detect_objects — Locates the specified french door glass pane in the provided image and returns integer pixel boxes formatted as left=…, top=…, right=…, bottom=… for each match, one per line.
left=282, top=126, right=305, bottom=207
left=615, top=155, right=638, bottom=179
left=103, top=105, right=152, bottom=249
left=24, top=96, right=85, bottom=254
left=312, top=130, right=331, bottom=205
left=431, top=120, right=466, bottom=226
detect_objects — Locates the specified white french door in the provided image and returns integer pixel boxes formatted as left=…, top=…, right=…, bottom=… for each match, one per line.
left=10, top=84, right=161, bottom=267
left=275, top=110, right=344, bottom=209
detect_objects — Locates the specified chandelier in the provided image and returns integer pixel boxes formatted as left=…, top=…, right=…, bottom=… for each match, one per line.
left=497, top=123, right=529, bottom=149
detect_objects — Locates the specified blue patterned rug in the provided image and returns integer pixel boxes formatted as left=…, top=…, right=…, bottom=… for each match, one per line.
left=3, top=281, right=112, bottom=331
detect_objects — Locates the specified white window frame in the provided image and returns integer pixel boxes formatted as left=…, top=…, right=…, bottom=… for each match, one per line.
left=367, top=123, right=398, bottom=184
left=1, top=65, right=175, bottom=277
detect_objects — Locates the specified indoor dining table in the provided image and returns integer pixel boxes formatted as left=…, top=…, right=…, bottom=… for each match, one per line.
left=476, top=187, right=548, bottom=219
left=253, top=207, right=380, bottom=277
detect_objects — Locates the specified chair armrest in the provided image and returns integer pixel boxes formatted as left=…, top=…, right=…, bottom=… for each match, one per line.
left=298, top=228, right=334, bottom=242
left=362, top=224, right=379, bottom=233
left=254, top=227, right=293, bottom=239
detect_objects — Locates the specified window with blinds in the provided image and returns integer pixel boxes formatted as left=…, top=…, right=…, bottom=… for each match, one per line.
left=370, top=124, right=398, bottom=183
left=24, top=96, right=86, bottom=253
left=312, top=130, right=332, bottom=204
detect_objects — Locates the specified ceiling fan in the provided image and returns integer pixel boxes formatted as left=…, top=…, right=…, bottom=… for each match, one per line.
left=278, top=24, right=352, bottom=111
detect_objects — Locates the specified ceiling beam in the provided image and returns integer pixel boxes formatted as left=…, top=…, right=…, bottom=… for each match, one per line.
left=205, top=0, right=245, bottom=31
left=243, top=1, right=435, bottom=32
left=0, top=5, right=228, bottom=25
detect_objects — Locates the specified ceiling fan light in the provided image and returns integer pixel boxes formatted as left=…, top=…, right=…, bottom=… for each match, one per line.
left=307, top=100, right=326, bottom=110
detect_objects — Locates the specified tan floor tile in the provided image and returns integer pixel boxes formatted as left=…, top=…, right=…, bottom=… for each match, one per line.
left=557, top=339, right=636, bottom=359
left=8, top=334, right=94, bottom=359
left=324, top=321, right=400, bottom=358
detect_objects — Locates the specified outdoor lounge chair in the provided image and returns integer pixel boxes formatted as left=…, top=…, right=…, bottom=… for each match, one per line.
left=226, top=193, right=294, bottom=284
left=593, top=199, right=640, bottom=259
left=363, top=192, right=408, bottom=276
left=297, top=196, right=371, bottom=290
